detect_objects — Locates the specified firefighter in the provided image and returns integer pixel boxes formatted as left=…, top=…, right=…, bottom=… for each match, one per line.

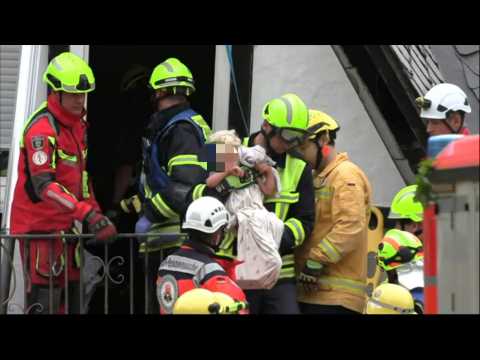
left=365, top=283, right=416, bottom=315
left=294, top=109, right=372, bottom=314
left=378, top=185, right=425, bottom=313
left=9, top=52, right=117, bottom=314
left=156, top=196, right=247, bottom=314
left=416, top=83, right=472, bottom=137
left=210, top=93, right=315, bottom=314
left=134, top=58, right=213, bottom=313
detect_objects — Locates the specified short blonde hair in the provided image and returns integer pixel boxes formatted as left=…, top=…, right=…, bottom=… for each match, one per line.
left=208, top=129, right=241, bottom=147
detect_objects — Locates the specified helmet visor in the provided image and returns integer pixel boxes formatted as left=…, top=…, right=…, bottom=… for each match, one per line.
left=274, top=127, right=308, bottom=146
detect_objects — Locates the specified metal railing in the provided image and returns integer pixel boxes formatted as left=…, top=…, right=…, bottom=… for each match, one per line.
left=0, top=232, right=185, bottom=314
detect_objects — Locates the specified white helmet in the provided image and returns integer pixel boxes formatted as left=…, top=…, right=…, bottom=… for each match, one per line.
left=182, top=196, right=230, bottom=234
left=416, top=83, right=471, bottom=120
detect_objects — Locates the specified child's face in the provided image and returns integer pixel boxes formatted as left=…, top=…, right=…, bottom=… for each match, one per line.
left=215, top=144, right=239, bottom=172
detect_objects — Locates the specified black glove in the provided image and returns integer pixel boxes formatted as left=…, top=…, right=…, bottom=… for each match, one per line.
left=298, top=259, right=324, bottom=293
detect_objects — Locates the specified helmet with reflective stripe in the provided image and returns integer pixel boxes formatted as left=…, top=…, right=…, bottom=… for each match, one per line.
left=43, top=52, right=95, bottom=93
left=366, top=283, right=416, bottom=315
left=388, top=185, right=424, bottom=222
left=416, top=83, right=471, bottom=120
left=149, top=57, right=195, bottom=96
left=307, top=109, right=340, bottom=139
left=182, top=196, right=230, bottom=234
left=377, top=229, right=423, bottom=271
left=263, top=93, right=309, bottom=131
left=121, top=64, right=149, bottom=93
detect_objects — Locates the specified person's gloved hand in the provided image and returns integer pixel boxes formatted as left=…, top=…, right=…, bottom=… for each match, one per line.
left=84, top=210, right=118, bottom=244
left=120, top=195, right=142, bottom=214
left=298, top=259, right=324, bottom=293
left=135, top=215, right=152, bottom=243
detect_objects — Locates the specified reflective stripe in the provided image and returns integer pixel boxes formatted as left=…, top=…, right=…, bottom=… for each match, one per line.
left=167, top=154, right=206, bottom=175
left=46, top=189, right=75, bottom=210
left=140, top=223, right=182, bottom=253
left=162, top=60, right=174, bottom=72
left=192, top=262, right=225, bottom=286
left=82, top=149, right=88, bottom=160
left=242, top=137, right=249, bottom=146
left=318, top=237, right=342, bottom=263
left=318, top=276, right=367, bottom=296
left=62, top=82, right=95, bottom=92
left=193, top=184, right=206, bottom=201
left=159, top=254, right=205, bottom=275
left=279, top=96, right=293, bottom=125
left=151, top=193, right=178, bottom=219
left=82, top=170, right=90, bottom=199
left=216, top=231, right=235, bottom=258
left=57, top=149, right=78, bottom=163
left=279, top=265, right=295, bottom=279
left=367, top=298, right=415, bottom=314
left=191, top=115, right=212, bottom=139
left=48, top=137, right=56, bottom=168
left=264, top=192, right=299, bottom=204
left=285, top=218, right=305, bottom=246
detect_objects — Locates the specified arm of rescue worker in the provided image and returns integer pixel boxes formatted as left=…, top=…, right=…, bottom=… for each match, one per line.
left=23, top=119, right=116, bottom=240
left=143, top=122, right=208, bottom=223
left=308, top=172, right=369, bottom=264
left=255, top=162, right=277, bottom=197
left=279, top=163, right=315, bottom=256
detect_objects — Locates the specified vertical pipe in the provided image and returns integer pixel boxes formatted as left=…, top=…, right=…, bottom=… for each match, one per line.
left=63, top=237, right=69, bottom=314
left=129, top=237, right=134, bottom=315
left=79, top=239, right=85, bottom=314
left=23, top=239, right=29, bottom=314
left=48, top=239, right=54, bottom=314
left=104, top=242, right=109, bottom=315
left=424, top=203, right=438, bottom=314
left=144, top=251, right=149, bottom=314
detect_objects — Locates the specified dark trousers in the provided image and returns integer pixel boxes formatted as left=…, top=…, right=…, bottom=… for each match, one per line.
left=245, top=280, right=300, bottom=314
left=27, top=282, right=81, bottom=314
left=299, top=302, right=359, bottom=315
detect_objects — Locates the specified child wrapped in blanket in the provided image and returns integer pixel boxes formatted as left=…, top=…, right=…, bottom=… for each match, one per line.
left=204, top=130, right=283, bottom=290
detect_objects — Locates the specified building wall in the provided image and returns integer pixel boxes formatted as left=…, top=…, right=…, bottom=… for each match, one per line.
left=249, top=45, right=406, bottom=207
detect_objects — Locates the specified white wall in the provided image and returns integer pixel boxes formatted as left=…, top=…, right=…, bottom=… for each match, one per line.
left=249, top=45, right=406, bottom=207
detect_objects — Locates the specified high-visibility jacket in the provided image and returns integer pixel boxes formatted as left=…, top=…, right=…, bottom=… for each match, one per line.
left=216, top=134, right=315, bottom=281
left=10, top=94, right=101, bottom=285
left=139, top=104, right=211, bottom=252
left=296, top=152, right=372, bottom=313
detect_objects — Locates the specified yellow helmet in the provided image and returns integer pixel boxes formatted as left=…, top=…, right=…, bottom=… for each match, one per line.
left=172, top=289, right=237, bottom=314
left=307, top=109, right=340, bottom=140
left=172, top=289, right=215, bottom=314
left=366, top=283, right=416, bottom=315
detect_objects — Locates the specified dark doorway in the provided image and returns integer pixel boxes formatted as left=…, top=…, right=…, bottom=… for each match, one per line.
left=85, top=45, right=216, bottom=313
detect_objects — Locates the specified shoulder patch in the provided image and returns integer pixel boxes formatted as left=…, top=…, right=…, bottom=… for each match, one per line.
left=31, top=136, right=46, bottom=150
left=157, top=274, right=179, bottom=314
left=32, top=151, right=48, bottom=166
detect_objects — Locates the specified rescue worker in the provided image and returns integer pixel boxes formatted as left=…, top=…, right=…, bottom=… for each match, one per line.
left=294, top=109, right=372, bottom=314
left=416, top=83, right=472, bottom=137
left=10, top=52, right=117, bottom=314
left=365, top=283, right=416, bottom=315
left=156, top=196, right=247, bottom=314
left=378, top=185, right=425, bottom=313
left=209, top=93, right=315, bottom=314
left=134, top=58, right=213, bottom=313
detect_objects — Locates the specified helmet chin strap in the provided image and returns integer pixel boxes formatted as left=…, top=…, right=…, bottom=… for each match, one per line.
left=442, top=112, right=464, bottom=134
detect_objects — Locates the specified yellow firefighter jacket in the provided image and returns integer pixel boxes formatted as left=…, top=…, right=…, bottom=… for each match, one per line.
left=295, top=152, right=372, bottom=313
